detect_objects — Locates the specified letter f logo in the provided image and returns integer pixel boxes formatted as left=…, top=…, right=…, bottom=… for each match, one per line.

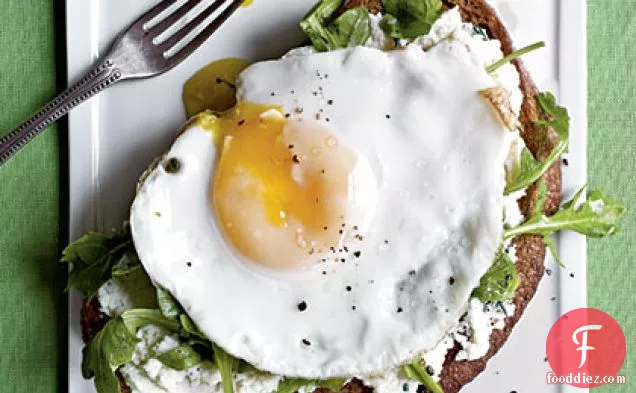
left=572, top=324, right=602, bottom=368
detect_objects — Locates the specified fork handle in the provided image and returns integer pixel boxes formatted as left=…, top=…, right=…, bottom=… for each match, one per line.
left=0, top=59, right=123, bottom=167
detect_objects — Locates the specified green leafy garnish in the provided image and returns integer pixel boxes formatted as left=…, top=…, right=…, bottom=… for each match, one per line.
left=61, top=226, right=140, bottom=299
left=81, top=317, right=139, bottom=393
left=157, top=345, right=203, bottom=371
left=505, top=92, right=570, bottom=195
left=300, top=0, right=371, bottom=51
left=504, top=182, right=625, bottom=266
left=401, top=360, right=443, bottom=393
left=472, top=250, right=520, bottom=302
left=485, top=41, right=545, bottom=73
left=82, top=309, right=179, bottom=393
left=212, top=342, right=241, bottom=393
left=274, top=377, right=347, bottom=393
left=380, top=0, right=442, bottom=40
left=156, top=286, right=183, bottom=320
left=120, top=308, right=181, bottom=333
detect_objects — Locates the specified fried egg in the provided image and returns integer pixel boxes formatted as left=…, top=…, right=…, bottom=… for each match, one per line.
left=131, top=35, right=518, bottom=378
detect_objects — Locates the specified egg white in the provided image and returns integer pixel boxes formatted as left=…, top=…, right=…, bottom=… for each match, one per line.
left=131, top=34, right=518, bottom=378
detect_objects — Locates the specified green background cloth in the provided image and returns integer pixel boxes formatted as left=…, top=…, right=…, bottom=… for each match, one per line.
left=0, top=0, right=633, bottom=391
left=588, top=0, right=635, bottom=386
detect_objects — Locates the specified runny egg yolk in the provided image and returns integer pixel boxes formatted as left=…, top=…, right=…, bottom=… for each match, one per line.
left=212, top=102, right=358, bottom=270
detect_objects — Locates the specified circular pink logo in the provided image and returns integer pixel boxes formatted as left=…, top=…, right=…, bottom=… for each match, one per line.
left=546, top=308, right=626, bottom=388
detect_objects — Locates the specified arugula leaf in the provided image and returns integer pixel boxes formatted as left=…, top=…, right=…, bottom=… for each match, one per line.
left=300, top=0, right=371, bottom=51
left=274, top=377, right=346, bottom=393
left=504, top=186, right=626, bottom=240
left=81, top=316, right=140, bottom=393
left=212, top=342, right=241, bottom=393
left=504, top=183, right=625, bottom=266
left=157, top=345, right=203, bottom=371
left=156, top=287, right=183, bottom=320
left=485, top=41, right=545, bottom=73
left=401, top=361, right=443, bottom=393
left=330, top=8, right=372, bottom=47
left=120, top=308, right=181, bottom=333
left=472, top=250, right=520, bottom=302
left=82, top=308, right=191, bottom=393
left=505, top=92, right=570, bottom=195
left=380, top=0, right=442, bottom=40
left=61, top=226, right=140, bottom=299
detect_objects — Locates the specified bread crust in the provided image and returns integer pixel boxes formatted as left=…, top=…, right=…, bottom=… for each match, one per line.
left=80, top=1, right=562, bottom=392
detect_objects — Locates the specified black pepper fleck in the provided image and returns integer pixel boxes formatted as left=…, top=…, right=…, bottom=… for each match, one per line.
left=238, top=119, right=245, bottom=126
left=297, top=301, right=307, bottom=312
left=353, top=251, right=361, bottom=258
left=346, top=286, right=352, bottom=292
left=545, top=268, right=553, bottom=276
left=397, top=307, right=403, bottom=313
left=302, top=339, right=311, bottom=346
left=426, top=365, right=435, bottom=376
left=352, top=306, right=356, bottom=310
left=270, top=92, right=276, bottom=96
left=402, top=383, right=409, bottom=391
left=288, top=144, right=294, bottom=149
left=449, top=276, right=456, bottom=285
left=385, top=114, right=391, bottom=119
left=186, top=262, right=192, bottom=267
left=340, top=258, right=346, bottom=263
left=563, top=158, right=569, bottom=166
left=570, top=273, right=575, bottom=278
left=408, top=270, right=416, bottom=276
left=292, top=154, right=301, bottom=164
left=327, top=99, right=334, bottom=105
left=163, top=157, right=181, bottom=173
left=322, top=271, right=327, bottom=275
left=550, top=297, right=556, bottom=301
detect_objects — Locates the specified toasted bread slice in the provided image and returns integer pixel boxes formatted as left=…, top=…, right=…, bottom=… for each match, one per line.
left=80, top=1, right=561, bottom=392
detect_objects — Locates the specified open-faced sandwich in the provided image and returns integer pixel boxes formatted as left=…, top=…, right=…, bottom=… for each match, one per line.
left=63, top=1, right=625, bottom=392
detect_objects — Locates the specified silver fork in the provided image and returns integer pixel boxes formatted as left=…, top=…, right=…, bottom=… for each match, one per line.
left=0, top=0, right=243, bottom=167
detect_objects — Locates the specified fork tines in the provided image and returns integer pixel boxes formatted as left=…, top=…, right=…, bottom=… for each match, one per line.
left=143, top=0, right=243, bottom=61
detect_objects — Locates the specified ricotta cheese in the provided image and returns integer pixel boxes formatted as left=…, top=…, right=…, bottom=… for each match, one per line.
left=453, top=298, right=516, bottom=361
left=120, top=325, right=282, bottom=393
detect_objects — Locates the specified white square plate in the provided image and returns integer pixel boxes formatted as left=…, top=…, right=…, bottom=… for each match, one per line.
left=66, top=1, right=588, bottom=392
